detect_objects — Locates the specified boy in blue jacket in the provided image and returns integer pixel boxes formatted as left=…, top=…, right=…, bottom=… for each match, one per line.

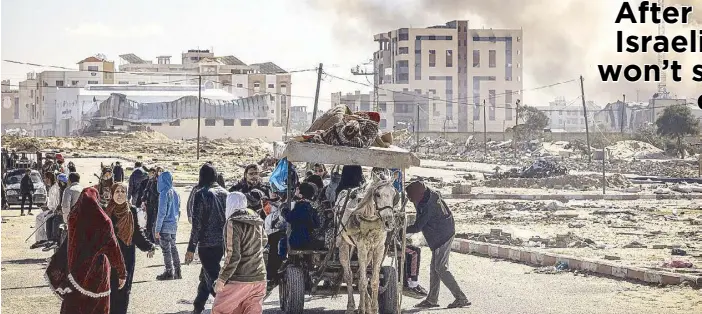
left=279, top=182, right=322, bottom=258
left=154, top=170, right=182, bottom=280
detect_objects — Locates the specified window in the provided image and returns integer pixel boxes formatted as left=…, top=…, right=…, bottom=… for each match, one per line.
left=399, top=33, right=408, bottom=41
left=268, top=84, right=274, bottom=88
left=281, top=95, right=287, bottom=105
left=87, top=66, right=99, bottom=72
left=257, top=119, right=269, bottom=126
left=446, top=50, right=453, bottom=67
left=71, top=80, right=79, bottom=86
left=398, top=47, right=409, bottom=54
left=489, top=50, right=497, bottom=68
left=236, top=83, right=243, bottom=88
left=138, top=81, right=146, bottom=85
left=489, top=90, right=496, bottom=121
left=240, top=119, right=253, bottom=126
left=55, top=80, right=64, bottom=87
left=88, top=80, right=98, bottom=84
left=270, top=95, right=275, bottom=102
left=151, top=123, right=162, bottom=126
left=253, top=82, right=261, bottom=93
left=379, top=102, right=387, bottom=112
left=224, top=119, right=235, bottom=126
left=432, top=104, right=437, bottom=113
left=14, top=99, right=19, bottom=119
left=505, top=90, right=513, bottom=121
left=473, top=50, right=480, bottom=67
left=113, top=120, right=124, bottom=126
left=169, top=120, right=180, bottom=126
left=428, top=89, right=436, bottom=94
left=429, top=50, right=436, bottom=67
left=205, top=119, right=216, bottom=126
left=118, top=81, right=129, bottom=84
left=414, top=89, right=421, bottom=94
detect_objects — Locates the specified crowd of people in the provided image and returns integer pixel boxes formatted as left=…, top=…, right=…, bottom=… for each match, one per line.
left=21, top=154, right=469, bottom=313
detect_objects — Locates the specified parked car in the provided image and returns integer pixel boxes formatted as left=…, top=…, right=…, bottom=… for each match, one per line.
left=3, top=169, right=46, bottom=207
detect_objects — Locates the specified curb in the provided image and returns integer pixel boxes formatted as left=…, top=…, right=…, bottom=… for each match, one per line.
left=450, top=238, right=701, bottom=287
left=443, top=193, right=702, bottom=201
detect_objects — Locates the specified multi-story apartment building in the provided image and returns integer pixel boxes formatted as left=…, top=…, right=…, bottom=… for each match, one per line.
left=119, top=49, right=291, bottom=125
left=372, top=20, right=523, bottom=133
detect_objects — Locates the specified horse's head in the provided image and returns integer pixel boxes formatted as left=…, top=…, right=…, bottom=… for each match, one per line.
left=356, top=179, right=397, bottom=230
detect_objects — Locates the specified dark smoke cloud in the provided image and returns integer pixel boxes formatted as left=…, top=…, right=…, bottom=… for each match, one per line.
left=309, top=0, right=700, bottom=104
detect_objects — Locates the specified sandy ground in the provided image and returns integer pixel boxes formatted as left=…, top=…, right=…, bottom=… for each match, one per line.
left=2, top=157, right=701, bottom=313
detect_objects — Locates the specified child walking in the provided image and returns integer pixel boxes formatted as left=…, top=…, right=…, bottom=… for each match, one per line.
left=154, top=170, right=182, bottom=280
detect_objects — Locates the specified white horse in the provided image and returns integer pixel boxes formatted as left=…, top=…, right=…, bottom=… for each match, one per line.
left=335, top=172, right=397, bottom=314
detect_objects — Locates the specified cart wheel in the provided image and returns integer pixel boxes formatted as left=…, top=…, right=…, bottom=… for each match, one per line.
left=281, top=266, right=305, bottom=314
left=379, top=265, right=398, bottom=314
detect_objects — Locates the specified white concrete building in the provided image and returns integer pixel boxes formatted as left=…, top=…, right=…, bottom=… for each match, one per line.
left=118, top=50, right=291, bottom=125
left=52, top=84, right=281, bottom=140
left=373, top=20, right=524, bottom=133
left=547, top=97, right=600, bottom=132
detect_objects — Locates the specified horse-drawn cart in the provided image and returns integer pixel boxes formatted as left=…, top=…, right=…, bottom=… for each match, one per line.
left=275, top=141, right=420, bottom=314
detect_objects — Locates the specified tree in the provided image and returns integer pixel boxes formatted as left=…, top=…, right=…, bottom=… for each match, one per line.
left=655, top=104, right=699, bottom=158
left=508, top=105, right=549, bottom=140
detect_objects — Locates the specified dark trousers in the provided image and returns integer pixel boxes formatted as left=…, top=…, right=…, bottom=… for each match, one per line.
left=46, top=214, right=64, bottom=242
left=20, top=193, right=33, bottom=213
left=193, top=246, right=224, bottom=311
left=267, top=231, right=286, bottom=284
left=145, top=205, right=157, bottom=242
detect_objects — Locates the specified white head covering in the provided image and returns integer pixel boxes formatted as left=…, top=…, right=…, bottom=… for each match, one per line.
left=226, top=191, right=248, bottom=218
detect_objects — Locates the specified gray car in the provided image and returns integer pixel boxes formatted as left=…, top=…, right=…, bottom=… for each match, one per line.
left=3, top=169, right=47, bottom=207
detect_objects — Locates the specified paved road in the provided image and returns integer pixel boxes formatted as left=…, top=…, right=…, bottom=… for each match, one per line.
left=2, top=158, right=700, bottom=313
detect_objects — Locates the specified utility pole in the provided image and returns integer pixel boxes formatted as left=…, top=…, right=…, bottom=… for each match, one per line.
left=351, top=62, right=378, bottom=111
left=513, top=99, right=520, bottom=159
left=196, top=75, right=202, bottom=160
left=312, top=63, right=323, bottom=123
left=580, top=76, right=592, bottom=163
left=483, top=99, right=487, bottom=156
left=602, top=147, right=607, bottom=194
left=621, top=94, right=626, bottom=133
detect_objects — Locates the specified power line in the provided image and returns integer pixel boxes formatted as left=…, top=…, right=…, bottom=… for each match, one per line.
left=323, top=70, right=578, bottom=109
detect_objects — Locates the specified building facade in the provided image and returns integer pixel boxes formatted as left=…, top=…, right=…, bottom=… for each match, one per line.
left=119, top=50, right=291, bottom=125
left=372, top=20, right=523, bottom=133
left=546, top=97, right=600, bottom=132
left=1, top=80, right=24, bottom=132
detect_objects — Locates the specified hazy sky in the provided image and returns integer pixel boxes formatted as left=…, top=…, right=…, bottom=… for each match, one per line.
left=2, top=0, right=700, bottom=110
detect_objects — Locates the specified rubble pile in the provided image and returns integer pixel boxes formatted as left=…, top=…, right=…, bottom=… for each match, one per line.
left=607, top=140, right=667, bottom=160
left=456, top=229, right=524, bottom=246
left=1, top=131, right=273, bottom=182
left=483, top=173, right=631, bottom=190
left=494, top=159, right=568, bottom=179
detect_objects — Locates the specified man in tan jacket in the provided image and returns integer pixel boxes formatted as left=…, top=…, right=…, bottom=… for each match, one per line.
left=212, top=192, right=267, bottom=314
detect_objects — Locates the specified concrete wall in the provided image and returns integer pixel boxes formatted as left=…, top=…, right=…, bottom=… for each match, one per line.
left=150, top=118, right=283, bottom=141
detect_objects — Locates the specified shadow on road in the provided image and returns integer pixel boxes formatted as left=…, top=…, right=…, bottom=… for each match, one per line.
left=3, top=258, right=45, bottom=265
left=264, top=308, right=346, bottom=313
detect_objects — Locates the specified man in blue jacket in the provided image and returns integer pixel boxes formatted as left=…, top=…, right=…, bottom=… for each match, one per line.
left=405, top=181, right=471, bottom=309
left=185, top=163, right=229, bottom=314
left=154, top=170, right=181, bottom=281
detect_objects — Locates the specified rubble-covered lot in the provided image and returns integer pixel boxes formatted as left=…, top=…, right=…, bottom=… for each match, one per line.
left=449, top=199, right=702, bottom=274
left=1, top=132, right=272, bottom=183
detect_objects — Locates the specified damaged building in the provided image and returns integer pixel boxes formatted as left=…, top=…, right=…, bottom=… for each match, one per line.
left=55, top=84, right=282, bottom=141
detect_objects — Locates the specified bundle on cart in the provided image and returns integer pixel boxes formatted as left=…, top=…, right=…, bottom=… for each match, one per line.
left=291, top=105, right=393, bottom=148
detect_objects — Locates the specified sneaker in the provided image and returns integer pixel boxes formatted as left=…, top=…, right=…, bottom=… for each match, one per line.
left=414, top=300, right=440, bottom=309
left=447, top=299, right=472, bottom=309
left=42, top=242, right=58, bottom=252
left=27, top=212, right=33, bottom=216
left=174, top=268, right=182, bottom=280
left=156, top=270, right=174, bottom=281
left=404, top=285, right=428, bottom=299
left=30, top=240, right=48, bottom=249
left=20, top=213, right=25, bottom=216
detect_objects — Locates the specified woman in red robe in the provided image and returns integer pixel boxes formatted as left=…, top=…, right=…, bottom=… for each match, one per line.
left=60, top=187, right=127, bottom=314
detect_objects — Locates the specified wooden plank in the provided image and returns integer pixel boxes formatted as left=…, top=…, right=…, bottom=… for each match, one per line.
left=281, top=141, right=421, bottom=169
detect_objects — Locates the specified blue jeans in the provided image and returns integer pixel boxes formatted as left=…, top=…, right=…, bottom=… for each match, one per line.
left=193, top=246, right=224, bottom=311
left=158, top=233, right=181, bottom=272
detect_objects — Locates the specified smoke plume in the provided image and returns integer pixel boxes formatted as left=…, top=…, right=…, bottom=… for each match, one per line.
left=309, top=0, right=701, bottom=105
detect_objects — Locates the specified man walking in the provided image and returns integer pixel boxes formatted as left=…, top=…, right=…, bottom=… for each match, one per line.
left=113, top=161, right=125, bottom=182
left=128, top=162, right=147, bottom=205
left=20, top=169, right=35, bottom=216
left=405, top=180, right=471, bottom=309
left=185, top=163, right=229, bottom=314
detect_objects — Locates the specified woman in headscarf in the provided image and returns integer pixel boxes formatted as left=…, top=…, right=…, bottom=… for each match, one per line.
left=334, top=165, right=365, bottom=202
left=57, top=187, right=127, bottom=314
left=104, top=183, right=156, bottom=314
